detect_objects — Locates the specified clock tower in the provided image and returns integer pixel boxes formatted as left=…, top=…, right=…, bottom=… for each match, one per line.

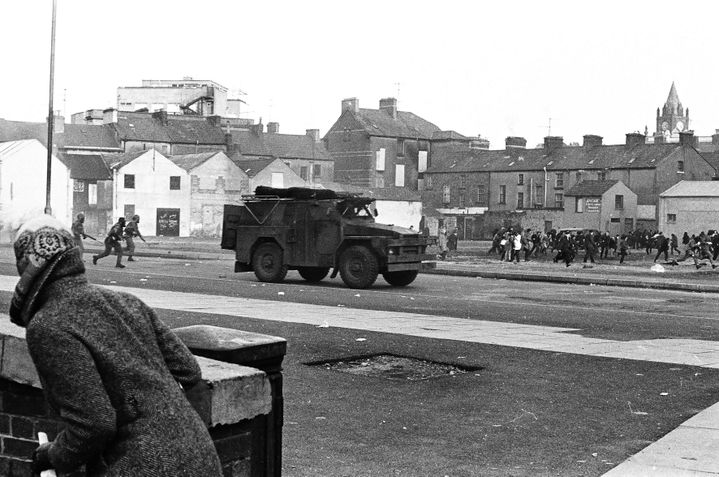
left=655, top=82, right=689, bottom=140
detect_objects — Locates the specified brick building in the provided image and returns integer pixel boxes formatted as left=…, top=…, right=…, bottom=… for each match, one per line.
left=324, top=97, right=441, bottom=190
left=424, top=132, right=716, bottom=238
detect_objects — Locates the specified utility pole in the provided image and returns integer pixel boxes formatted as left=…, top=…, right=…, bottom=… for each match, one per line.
left=45, top=0, right=57, bottom=215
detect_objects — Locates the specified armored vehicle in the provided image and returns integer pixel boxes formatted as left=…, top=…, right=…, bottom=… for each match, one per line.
left=221, top=186, right=434, bottom=288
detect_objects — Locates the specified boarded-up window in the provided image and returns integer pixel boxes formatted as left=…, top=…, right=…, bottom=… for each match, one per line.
left=124, top=174, right=135, bottom=189
left=418, top=151, right=428, bottom=173
left=271, top=172, right=284, bottom=188
left=376, top=148, right=385, bottom=171
left=395, top=164, right=405, bottom=187
left=73, top=180, right=85, bottom=192
left=88, top=184, right=97, bottom=205
left=313, top=164, right=321, bottom=178
left=170, top=176, right=181, bottom=190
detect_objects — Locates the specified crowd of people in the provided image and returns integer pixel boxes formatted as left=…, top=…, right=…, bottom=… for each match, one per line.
left=488, top=227, right=719, bottom=269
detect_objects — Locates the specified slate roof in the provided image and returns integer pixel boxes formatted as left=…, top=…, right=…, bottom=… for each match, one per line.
left=564, top=180, right=619, bottom=197
left=660, top=180, right=719, bottom=197
left=112, top=112, right=226, bottom=145
left=104, top=149, right=157, bottom=170
left=352, top=108, right=441, bottom=139
left=62, top=154, right=112, bottom=180
left=230, top=130, right=332, bottom=161
left=699, top=151, right=719, bottom=172
left=232, top=158, right=276, bottom=178
left=0, top=119, right=121, bottom=150
left=427, top=142, right=700, bottom=174
left=169, top=151, right=223, bottom=172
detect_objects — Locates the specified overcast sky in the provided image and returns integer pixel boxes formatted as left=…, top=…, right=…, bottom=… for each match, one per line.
left=2, top=0, right=718, bottom=148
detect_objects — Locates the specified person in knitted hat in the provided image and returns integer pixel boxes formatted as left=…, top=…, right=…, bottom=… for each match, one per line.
left=11, top=215, right=222, bottom=476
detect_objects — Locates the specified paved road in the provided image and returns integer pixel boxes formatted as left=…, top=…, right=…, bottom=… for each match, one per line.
left=1, top=251, right=718, bottom=475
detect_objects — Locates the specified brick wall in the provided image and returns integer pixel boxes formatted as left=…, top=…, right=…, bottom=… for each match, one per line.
left=0, top=323, right=281, bottom=477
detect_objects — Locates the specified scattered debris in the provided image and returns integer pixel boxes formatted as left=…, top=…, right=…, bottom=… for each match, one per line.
left=317, top=321, right=329, bottom=328
left=218, top=274, right=226, bottom=278
left=651, top=264, right=665, bottom=273
left=355, top=338, right=367, bottom=342
left=109, top=281, right=117, bottom=284
left=354, top=294, right=361, bottom=297
left=315, top=416, right=326, bottom=420
left=278, top=292, right=285, bottom=296
left=660, top=392, right=669, bottom=396
left=628, top=401, right=648, bottom=415
left=139, top=278, right=147, bottom=282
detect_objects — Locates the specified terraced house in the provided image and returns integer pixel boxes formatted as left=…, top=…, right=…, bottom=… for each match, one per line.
left=424, top=131, right=716, bottom=239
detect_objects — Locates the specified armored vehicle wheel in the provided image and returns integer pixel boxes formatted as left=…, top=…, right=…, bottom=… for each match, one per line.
left=339, top=245, right=378, bottom=289
left=298, top=267, right=330, bottom=282
left=382, top=270, right=419, bottom=287
left=252, top=243, right=288, bottom=282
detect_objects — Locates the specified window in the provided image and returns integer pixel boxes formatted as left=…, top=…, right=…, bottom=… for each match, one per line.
left=425, top=175, right=433, bottom=189
left=518, top=173, right=524, bottom=185
left=124, top=174, right=135, bottom=189
left=271, top=172, right=284, bottom=188
left=575, top=197, right=583, bottom=213
left=418, top=151, right=428, bottom=172
left=375, top=148, right=386, bottom=171
left=555, top=172, right=564, bottom=188
left=397, top=139, right=405, bottom=157
left=300, top=166, right=308, bottom=180
left=459, top=195, right=465, bottom=208
left=667, top=213, right=677, bottom=223
left=534, top=185, right=544, bottom=206
left=678, top=160, right=685, bottom=173
left=169, top=176, right=181, bottom=190
left=554, top=193, right=564, bottom=209
left=517, top=192, right=524, bottom=209
left=576, top=171, right=582, bottom=182
left=459, top=175, right=466, bottom=189
left=615, top=194, right=624, bottom=209
left=598, top=171, right=606, bottom=181
left=88, top=183, right=97, bottom=205
left=499, top=185, right=507, bottom=204
left=442, top=184, right=450, bottom=204
left=395, top=164, right=405, bottom=187
left=312, top=164, right=321, bottom=178
left=477, top=185, right=487, bottom=206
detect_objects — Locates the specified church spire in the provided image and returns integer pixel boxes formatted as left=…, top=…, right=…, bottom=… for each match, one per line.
left=666, top=82, right=680, bottom=108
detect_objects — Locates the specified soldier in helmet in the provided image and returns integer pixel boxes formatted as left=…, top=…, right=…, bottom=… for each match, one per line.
left=93, top=217, right=126, bottom=268
left=123, top=214, right=146, bottom=262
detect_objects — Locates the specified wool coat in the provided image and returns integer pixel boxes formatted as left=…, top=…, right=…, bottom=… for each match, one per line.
left=25, top=263, right=223, bottom=476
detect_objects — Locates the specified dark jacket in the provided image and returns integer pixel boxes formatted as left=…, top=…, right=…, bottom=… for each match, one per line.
left=25, top=257, right=222, bottom=476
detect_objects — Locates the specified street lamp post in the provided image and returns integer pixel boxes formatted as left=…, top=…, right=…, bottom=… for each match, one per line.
left=45, top=0, right=57, bottom=215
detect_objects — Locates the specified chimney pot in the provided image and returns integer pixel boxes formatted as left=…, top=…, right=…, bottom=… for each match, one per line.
left=679, top=131, right=697, bottom=147
left=103, top=108, right=118, bottom=124
left=267, top=122, right=279, bottom=134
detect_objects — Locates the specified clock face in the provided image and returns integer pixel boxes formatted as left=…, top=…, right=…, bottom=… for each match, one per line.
left=661, top=121, right=669, bottom=131
left=676, top=121, right=684, bottom=131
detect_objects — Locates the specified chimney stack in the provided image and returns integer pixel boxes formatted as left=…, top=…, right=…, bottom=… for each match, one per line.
left=679, top=131, right=696, bottom=147
left=53, top=112, right=64, bottom=134
left=543, top=136, right=564, bottom=152
left=379, top=97, right=397, bottom=119
left=267, top=122, right=279, bottom=134
left=712, top=129, right=719, bottom=147
left=342, top=97, right=359, bottom=114
left=505, top=136, right=527, bottom=150
left=582, top=135, right=603, bottom=148
left=152, top=110, right=168, bottom=126
left=625, top=132, right=645, bottom=149
left=103, top=108, right=118, bottom=124
left=306, top=129, right=320, bottom=142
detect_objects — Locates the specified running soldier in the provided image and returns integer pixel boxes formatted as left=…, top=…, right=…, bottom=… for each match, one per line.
left=123, top=214, right=146, bottom=262
left=93, top=217, right=126, bottom=268
left=71, top=213, right=87, bottom=254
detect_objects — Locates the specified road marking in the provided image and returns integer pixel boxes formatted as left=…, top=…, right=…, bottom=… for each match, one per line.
left=2, top=275, right=717, bottom=369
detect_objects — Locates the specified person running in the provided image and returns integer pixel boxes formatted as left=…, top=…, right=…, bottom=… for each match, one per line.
left=653, top=232, right=669, bottom=263
left=92, top=217, right=126, bottom=268
left=670, top=233, right=680, bottom=256
left=618, top=235, right=629, bottom=264
left=123, top=214, right=147, bottom=262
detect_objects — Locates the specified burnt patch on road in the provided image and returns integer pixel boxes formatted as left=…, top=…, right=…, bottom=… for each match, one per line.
left=306, top=354, right=481, bottom=381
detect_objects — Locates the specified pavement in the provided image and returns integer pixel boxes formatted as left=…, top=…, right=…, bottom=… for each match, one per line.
left=7, top=237, right=719, bottom=475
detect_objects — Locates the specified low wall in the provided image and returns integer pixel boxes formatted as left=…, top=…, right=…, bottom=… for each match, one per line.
left=0, top=320, right=285, bottom=477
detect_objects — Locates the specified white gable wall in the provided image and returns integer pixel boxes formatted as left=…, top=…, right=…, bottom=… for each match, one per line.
left=0, top=140, right=71, bottom=237
left=373, top=200, right=423, bottom=230
left=113, top=149, right=191, bottom=236
left=248, top=159, right=307, bottom=192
